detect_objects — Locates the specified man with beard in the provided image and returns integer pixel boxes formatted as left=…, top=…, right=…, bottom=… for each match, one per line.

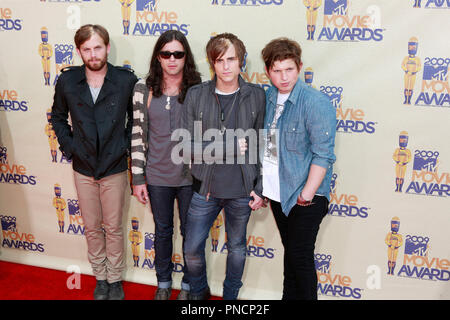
left=51, top=24, right=138, bottom=300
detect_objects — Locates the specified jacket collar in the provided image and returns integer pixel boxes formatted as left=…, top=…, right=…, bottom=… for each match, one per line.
left=268, top=77, right=305, bottom=106
left=209, top=75, right=251, bottom=97
left=76, top=62, right=117, bottom=107
left=74, top=62, right=115, bottom=83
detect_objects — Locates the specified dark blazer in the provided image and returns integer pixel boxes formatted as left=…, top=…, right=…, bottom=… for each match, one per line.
left=51, top=63, right=138, bottom=180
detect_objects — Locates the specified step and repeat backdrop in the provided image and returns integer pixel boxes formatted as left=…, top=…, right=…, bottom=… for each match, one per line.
left=0, top=0, right=449, bottom=300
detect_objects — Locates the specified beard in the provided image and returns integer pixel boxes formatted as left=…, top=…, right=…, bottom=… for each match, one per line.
left=84, top=55, right=108, bottom=72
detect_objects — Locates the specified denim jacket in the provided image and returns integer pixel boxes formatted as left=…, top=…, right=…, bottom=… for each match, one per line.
left=264, top=78, right=336, bottom=215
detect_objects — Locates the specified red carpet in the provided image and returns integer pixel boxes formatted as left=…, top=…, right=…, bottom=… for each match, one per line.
left=0, top=262, right=439, bottom=318
left=0, top=260, right=221, bottom=300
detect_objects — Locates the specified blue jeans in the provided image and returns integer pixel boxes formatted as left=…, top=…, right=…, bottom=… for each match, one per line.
left=184, top=192, right=252, bottom=300
left=147, top=185, right=193, bottom=291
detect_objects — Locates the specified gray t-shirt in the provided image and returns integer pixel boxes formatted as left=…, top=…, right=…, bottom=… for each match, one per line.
left=145, top=94, right=191, bottom=187
left=209, top=89, right=247, bottom=198
left=89, top=86, right=101, bottom=104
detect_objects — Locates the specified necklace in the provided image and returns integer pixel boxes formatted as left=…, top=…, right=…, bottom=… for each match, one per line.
left=165, top=96, right=171, bottom=110
left=163, top=87, right=179, bottom=111
left=216, top=91, right=239, bottom=135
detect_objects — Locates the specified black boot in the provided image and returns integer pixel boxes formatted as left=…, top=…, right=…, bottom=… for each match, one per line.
left=94, top=280, right=109, bottom=300
left=108, top=281, right=125, bottom=300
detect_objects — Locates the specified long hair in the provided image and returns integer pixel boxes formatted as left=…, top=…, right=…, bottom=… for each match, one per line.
left=146, top=30, right=201, bottom=104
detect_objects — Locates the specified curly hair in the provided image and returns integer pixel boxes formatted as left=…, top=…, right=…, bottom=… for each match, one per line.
left=146, top=30, right=201, bottom=104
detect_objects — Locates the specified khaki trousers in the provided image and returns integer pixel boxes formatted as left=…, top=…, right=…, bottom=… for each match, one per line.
left=73, top=171, right=127, bottom=283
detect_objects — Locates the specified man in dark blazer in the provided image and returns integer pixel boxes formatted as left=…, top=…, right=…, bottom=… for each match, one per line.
left=51, top=24, right=137, bottom=300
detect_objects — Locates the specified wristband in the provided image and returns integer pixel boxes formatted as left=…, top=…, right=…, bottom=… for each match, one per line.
left=297, top=193, right=314, bottom=206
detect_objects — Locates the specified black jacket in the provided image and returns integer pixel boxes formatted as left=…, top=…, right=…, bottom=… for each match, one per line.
left=181, top=76, right=266, bottom=198
left=51, top=63, right=138, bottom=180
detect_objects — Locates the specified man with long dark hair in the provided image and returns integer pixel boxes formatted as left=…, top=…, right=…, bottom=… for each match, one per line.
left=131, top=30, right=201, bottom=300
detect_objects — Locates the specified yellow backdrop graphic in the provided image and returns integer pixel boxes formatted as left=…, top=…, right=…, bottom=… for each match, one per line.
left=0, top=0, right=449, bottom=299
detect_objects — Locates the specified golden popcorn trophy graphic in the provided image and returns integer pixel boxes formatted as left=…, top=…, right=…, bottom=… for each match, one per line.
left=53, top=184, right=67, bottom=233
left=45, top=108, right=58, bottom=163
left=401, top=37, right=421, bottom=105
left=129, top=217, right=143, bottom=267
left=393, top=131, right=411, bottom=193
left=38, top=27, right=53, bottom=86
left=304, top=0, right=322, bottom=41
left=385, top=217, right=403, bottom=275
left=119, top=0, right=135, bottom=35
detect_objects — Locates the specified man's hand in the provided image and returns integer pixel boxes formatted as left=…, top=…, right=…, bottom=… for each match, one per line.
left=297, top=192, right=314, bottom=206
left=249, top=191, right=265, bottom=211
left=133, top=184, right=149, bottom=205
left=238, top=138, right=247, bottom=155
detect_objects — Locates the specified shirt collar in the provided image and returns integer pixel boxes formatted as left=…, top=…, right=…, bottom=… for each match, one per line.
left=268, top=78, right=304, bottom=106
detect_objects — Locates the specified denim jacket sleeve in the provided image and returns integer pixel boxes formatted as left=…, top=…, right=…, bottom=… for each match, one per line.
left=304, top=92, right=336, bottom=170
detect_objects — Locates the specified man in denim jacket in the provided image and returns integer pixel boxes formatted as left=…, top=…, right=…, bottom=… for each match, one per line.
left=261, top=38, right=336, bottom=300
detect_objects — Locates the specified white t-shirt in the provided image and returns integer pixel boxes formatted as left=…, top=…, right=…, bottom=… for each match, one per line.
left=262, top=92, right=290, bottom=202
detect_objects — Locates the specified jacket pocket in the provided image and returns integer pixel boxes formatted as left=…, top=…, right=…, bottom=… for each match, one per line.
left=71, top=133, right=80, bottom=157
left=285, top=121, right=306, bottom=156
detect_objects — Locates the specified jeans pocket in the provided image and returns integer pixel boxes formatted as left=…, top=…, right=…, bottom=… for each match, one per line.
left=188, top=192, right=217, bottom=217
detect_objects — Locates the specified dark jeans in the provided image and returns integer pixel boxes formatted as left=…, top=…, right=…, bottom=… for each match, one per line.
left=270, top=195, right=328, bottom=300
left=184, top=192, right=252, bottom=300
left=147, top=184, right=193, bottom=290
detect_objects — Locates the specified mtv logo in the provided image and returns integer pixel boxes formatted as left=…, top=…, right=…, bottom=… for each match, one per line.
left=136, top=0, right=157, bottom=11
left=67, top=199, right=80, bottom=216
left=320, top=86, right=343, bottom=108
left=413, top=150, right=439, bottom=172
left=324, top=0, right=348, bottom=15
left=314, top=254, right=332, bottom=273
left=405, top=235, right=429, bottom=256
left=54, top=44, right=74, bottom=65
left=423, top=64, right=448, bottom=81
left=145, top=232, right=155, bottom=250
left=328, top=93, right=343, bottom=109
left=0, top=146, right=7, bottom=164
left=0, top=215, right=17, bottom=232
